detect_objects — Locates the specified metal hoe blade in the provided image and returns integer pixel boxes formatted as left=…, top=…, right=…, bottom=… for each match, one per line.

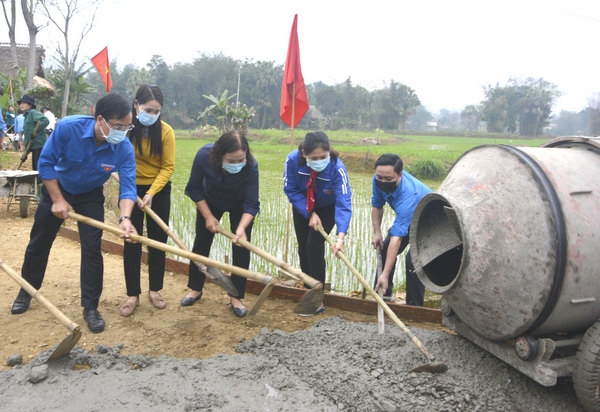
left=0, top=259, right=82, bottom=361
left=48, top=328, right=83, bottom=360
left=201, top=265, right=239, bottom=297
left=293, top=283, right=325, bottom=314
left=214, top=225, right=324, bottom=315
left=248, top=277, right=278, bottom=316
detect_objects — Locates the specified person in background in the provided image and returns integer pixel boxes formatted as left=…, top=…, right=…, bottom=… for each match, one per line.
left=283, top=131, right=352, bottom=316
left=0, top=107, right=6, bottom=151
left=14, top=112, right=25, bottom=152
left=10, top=93, right=138, bottom=334
left=18, top=95, right=49, bottom=170
left=120, top=85, right=175, bottom=317
left=182, top=130, right=259, bottom=318
left=5, top=105, right=16, bottom=150
left=5, top=105, right=15, bottom=133
left=42, top=106, right=57, bottom=135
left=371, top=153, right=432, bottom=306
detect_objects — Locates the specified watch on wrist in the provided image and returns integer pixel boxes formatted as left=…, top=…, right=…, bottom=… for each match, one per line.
left=118, top=216, right=130, bottom=223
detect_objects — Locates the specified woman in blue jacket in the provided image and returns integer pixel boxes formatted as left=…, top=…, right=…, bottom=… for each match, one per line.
left=284, top=131, right=352, bottom=315
left=182, top=130, right=259, bottom=318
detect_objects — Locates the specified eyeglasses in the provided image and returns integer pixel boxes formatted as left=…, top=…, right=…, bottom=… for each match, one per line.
left=104, top=118, right=135, bottom=132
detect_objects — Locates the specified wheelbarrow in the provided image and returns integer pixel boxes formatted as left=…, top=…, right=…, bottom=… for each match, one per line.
left=0, top=170, right=39, bottom=218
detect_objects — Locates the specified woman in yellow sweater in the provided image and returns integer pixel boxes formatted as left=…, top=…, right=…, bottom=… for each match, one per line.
left=120, top=85, right=175, bottom=316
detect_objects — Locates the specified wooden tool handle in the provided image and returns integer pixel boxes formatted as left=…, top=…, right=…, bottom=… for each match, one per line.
left=0, top=259, right=79, bottom=333
left=216, top=225, right=320, bottom=288
left=316, top=226, right=432, bottom=360
left=68, top=211, right=273, bottom=285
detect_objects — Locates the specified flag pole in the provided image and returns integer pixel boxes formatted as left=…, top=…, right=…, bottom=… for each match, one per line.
left=283, top=83, right=297, bottom=263
left=280, top=14, right=309, bottom=264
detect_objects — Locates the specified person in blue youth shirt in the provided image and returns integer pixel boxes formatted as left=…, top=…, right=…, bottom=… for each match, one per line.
left=14, top=112, right=25, bottom=151
left=182, top=130, right=259, bottom=318
left=10, top=94, right=138, bottom=334
left=284, top=131, right=352, bottom=315
left=0, top=107, right=6, bottom=150
left=371, top=153, right=432, bottom=306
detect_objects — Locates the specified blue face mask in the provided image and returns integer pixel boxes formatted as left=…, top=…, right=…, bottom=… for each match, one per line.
left=138, top=111, right=160, bottom=127
left=102, top=120, right=128, bottom=144
left=306, top=157, right=330, bottom=173
left=222, top=161, right=246, bottom=174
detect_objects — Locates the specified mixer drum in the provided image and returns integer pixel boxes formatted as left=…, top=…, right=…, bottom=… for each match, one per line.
left=409, top=140, right=600, bottom=341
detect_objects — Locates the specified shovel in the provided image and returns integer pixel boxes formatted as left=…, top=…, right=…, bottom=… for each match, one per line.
left=67, top=212, right=286, bottom=314
left=110, top=174, right=238, bottom=297
left=216, top=225, right=324, bottom=315
left=0, top=259, right=82, bottom=360
left=316, top=226, right=447, bottom=373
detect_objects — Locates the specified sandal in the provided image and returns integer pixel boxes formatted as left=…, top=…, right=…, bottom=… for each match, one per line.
left=149, top=291, right=167, bottom=309
left=119, top=296, right=139, bottom=317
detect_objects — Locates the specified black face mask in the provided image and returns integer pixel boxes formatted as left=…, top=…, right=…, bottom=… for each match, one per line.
left=375, top=179, right=398, bottom=193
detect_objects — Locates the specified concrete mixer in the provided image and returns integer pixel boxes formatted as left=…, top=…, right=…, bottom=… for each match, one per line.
left=409, top=136, right=600, bottom=411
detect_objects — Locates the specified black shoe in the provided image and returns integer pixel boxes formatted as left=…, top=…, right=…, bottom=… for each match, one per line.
left=181, top=291, right=203, bottom=307
left=11, top=292, right=32, bottom=315
left=83, top=309, right=105, bottom=333
left=232, top=305, right=247, bottom=318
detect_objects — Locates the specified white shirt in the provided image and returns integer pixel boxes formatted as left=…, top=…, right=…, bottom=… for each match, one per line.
left=44, top=110, right=57, bottom=130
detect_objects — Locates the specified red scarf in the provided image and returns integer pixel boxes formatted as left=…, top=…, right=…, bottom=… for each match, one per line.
left=306, top=170, right=318, bottom=214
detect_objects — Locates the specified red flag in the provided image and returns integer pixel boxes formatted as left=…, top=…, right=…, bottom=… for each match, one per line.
left=91, top=47, right=112, bottom=93
left=280, top=14, right=309, bottom=128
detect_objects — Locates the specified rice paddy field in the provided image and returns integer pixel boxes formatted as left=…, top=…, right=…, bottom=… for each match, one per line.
left=160, top=129, right=549, bottom=296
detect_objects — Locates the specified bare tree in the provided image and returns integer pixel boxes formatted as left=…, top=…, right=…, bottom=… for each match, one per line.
left=20, top=0, right=46, bottom=89
left=1, top=0, right=20, bottom=72
left=40, top=0, right=97, bottom=117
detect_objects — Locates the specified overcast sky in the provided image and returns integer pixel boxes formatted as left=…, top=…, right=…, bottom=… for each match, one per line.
left=3, top=0, right=599, bottom=114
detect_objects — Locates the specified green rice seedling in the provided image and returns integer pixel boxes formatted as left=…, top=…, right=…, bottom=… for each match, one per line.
left=408, top=159, right=446, bottom=180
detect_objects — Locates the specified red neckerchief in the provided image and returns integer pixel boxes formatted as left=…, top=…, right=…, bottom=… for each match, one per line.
left=306, top=169, right=318, bottom=214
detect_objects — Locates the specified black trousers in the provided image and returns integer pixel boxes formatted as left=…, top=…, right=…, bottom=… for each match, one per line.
left=374, top=232, right=425, bottom=306
left=292, top=204, right=336, bottom=286
left=31, top=148, right=42, bottom=171
left=187, top=204, right=252, bottom=299
left=123, top=182, right=171, bottom=296
left=20, top=184, right=105, bottom=310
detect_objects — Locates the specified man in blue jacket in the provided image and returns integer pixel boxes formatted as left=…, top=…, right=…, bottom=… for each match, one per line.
left=371, top=153, right=432, bottom=306
left=10, top=94, right=138, bottom=333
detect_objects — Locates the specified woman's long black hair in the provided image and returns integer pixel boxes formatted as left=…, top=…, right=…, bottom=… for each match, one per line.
left=129, top=85, right=164, bottom=157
